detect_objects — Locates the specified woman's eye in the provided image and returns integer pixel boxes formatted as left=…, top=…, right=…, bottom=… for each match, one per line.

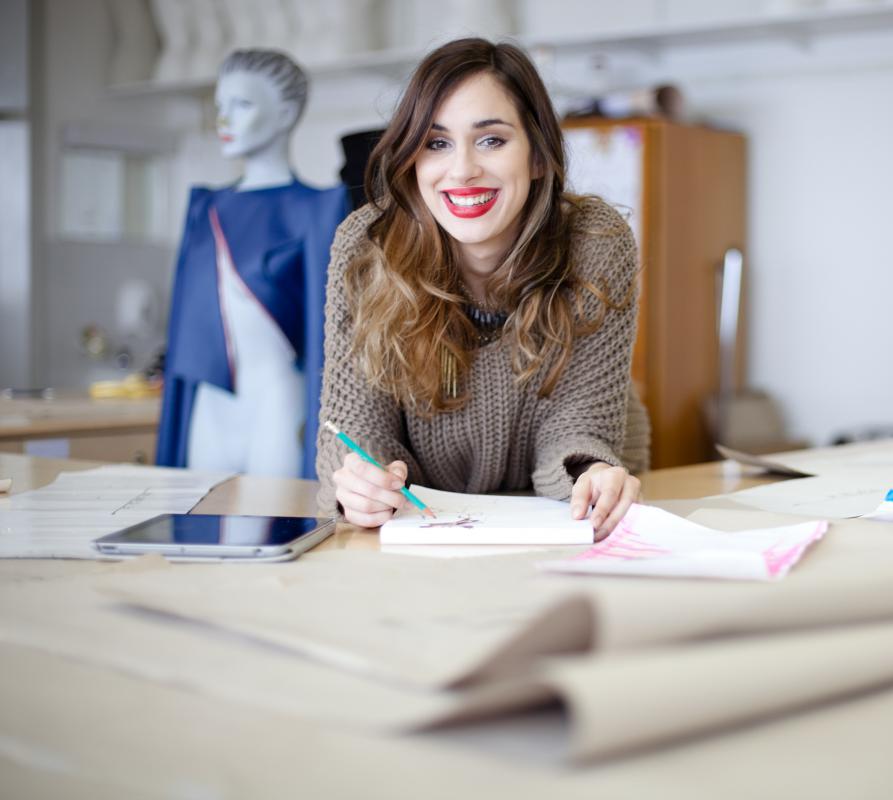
left=425, top=137, right=451, bottom=151
left=478, top=136, right=506, bottom=149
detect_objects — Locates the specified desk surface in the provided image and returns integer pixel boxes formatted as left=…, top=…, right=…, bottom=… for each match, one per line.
left=2, top=452, right=890, bottom=799
left=0, top=452, right=779, bottom=553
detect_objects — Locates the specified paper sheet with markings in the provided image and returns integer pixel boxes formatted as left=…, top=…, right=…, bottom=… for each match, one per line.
left=539, top=503, right=827, bottom=581
left=0, top=464, right=233, bottom=558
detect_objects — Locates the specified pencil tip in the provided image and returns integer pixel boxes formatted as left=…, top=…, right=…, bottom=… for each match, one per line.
left=424, top=508, right=437, bottom=519
left=323, top=420, right=339, bottom=435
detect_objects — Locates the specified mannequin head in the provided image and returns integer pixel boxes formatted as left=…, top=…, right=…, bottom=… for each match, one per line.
left=215, top=49, right=308, bottom=161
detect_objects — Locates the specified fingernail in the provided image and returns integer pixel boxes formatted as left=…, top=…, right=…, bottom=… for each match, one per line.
left=571, top=504, right=584, bottom=518
left=591, top=515, right=604, bottom=530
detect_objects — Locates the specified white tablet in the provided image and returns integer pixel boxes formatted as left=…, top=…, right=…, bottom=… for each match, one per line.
left=93, top=513, right=335, bottom=562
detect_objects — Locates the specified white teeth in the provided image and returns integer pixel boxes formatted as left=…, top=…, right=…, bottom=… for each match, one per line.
left=446, top=191, right=496, bottom=207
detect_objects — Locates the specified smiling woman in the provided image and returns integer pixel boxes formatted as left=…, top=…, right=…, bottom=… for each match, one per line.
left=316, top=38, right=650, bottom=538
left=414, top=73, right=534, bottom=288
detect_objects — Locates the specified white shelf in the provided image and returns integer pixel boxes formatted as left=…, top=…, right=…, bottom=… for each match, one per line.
left=107, top=4, right=893, bottom=98
left=523, top=4, right=893, bottom=54
left=108, top=45, right=421, bottom=99
left=108, top=76, right=216, bottom=99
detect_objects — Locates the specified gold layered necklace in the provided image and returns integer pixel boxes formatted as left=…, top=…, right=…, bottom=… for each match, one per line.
left=441, top=282, right=509, bottom=399
left=441, top=346, right=459, bottom=400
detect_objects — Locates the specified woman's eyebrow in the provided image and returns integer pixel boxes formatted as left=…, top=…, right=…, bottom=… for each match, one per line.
left=473, top=118, right=514, bottom=129
left=430, top=118, right=516, bottom=132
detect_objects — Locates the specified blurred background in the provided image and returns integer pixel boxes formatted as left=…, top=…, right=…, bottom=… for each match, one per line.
left=1, top=0, right=891, bottom=467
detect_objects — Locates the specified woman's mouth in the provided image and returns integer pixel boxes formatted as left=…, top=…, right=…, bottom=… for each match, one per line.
left=442, top=188, right=498, bottom=218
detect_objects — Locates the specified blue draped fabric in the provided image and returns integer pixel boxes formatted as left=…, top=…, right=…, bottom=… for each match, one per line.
left=156, top=178, right=349, bottom=479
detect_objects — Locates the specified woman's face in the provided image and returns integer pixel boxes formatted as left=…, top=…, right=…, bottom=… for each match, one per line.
left=414, top=72, right=534, bottom=274
left=215, top=70, right=289, bottom=159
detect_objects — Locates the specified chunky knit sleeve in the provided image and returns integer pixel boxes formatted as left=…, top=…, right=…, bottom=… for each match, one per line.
left=532, top=199, right=641, bottom=500
left=621, top=382, right=651, bottom=475
left=315, top=206, right=424, bottom=516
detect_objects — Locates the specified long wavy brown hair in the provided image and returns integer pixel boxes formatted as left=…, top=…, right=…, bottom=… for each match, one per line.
left=345, top=37, right=625, bottom=415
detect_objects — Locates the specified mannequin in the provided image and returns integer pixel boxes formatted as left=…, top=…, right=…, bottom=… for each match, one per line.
left=157, top=49, right=349, bottom=478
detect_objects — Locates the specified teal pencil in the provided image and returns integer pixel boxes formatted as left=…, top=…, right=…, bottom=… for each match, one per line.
left=324, top=420, right=436, bottom=518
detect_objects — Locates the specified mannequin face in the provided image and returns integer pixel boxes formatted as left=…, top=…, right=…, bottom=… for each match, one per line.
left=215, top=70, right=296, bottom=159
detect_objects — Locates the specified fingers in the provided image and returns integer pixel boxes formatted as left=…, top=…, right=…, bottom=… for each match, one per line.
left=333, top=453, right=408, bottom=529
left=387, top=460, right=409, bottom=483
left=570, top=462, right=616, bottom=522
left=571, top=463, right=641, bottom=541
left=337, top=491, right=399, bottom=528
left=593, top=474, right=640, bottom=541
left=570, top=468, right=597, bottom=519
left=589, top=469, right=623, bottom=535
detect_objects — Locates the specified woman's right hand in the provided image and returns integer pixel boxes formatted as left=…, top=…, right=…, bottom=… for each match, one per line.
left=332, top=452, right=409, bottom=528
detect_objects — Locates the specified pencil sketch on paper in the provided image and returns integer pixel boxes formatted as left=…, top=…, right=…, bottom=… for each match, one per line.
left=381, top=485, right=593, bottom=546
left=420, top=515, right=481, bottom=529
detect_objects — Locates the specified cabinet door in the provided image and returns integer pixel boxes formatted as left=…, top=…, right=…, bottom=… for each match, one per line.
left=645, top=121, right=747, bottom=467
left=68, top=432, right=156, bottom=464
left=0, top=432, right=156, bottom=464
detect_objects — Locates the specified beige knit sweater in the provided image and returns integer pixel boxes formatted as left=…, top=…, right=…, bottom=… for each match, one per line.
left=316, top=197, right=650, bottom=515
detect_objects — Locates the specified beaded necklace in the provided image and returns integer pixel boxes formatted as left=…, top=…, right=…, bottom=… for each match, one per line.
left=462, top=302, right=509, bottom=345
left=459, top=280, right=508, bottom=344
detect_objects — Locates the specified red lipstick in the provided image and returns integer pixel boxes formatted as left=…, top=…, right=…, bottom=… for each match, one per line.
left=442, top=188, right=498, bottom=219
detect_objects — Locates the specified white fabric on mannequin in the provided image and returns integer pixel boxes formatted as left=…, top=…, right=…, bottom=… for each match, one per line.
left=187, top=217, right=304, bottom=476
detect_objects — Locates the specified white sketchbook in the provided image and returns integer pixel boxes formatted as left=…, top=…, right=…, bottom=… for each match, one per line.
left=380, top=486, right=593, bottom=546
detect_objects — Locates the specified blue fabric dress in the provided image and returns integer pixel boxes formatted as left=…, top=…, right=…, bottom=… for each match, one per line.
left=156, top=178, right=349, bottom=479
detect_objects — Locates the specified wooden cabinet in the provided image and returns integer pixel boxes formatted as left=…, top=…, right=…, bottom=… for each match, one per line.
left=563, top=118, right=747, bottom=468
left=0, top=395, right=159, bottom=464
left=0, top=432, right=156, bottom=464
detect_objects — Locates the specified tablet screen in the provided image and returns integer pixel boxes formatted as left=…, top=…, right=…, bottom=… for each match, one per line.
left=94, top=513, right=334, bottom=558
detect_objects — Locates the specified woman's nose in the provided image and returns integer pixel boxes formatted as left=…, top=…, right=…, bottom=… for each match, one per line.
left=447, top=144, right=482, bottom=183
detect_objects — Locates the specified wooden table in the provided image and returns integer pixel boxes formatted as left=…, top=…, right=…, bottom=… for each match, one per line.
left=0, top=392, right=159, bottom=463
left=3, top=453, right=889, bottom=799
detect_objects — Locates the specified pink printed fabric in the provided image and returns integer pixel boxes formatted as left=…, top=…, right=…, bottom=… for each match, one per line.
left=763, top=521, right=828, bottom=578
left=542, top=504, right=829, bottom=581
left=572, top=524, right=672, bottom=562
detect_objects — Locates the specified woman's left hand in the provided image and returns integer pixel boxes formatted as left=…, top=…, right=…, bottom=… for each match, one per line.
left=570, top=462, right=641, bottom=541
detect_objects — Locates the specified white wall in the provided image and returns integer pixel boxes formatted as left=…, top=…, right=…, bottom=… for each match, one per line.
left=29, top=0, right=893, bottom=447
left=689, top=68, right=893, bottom=446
